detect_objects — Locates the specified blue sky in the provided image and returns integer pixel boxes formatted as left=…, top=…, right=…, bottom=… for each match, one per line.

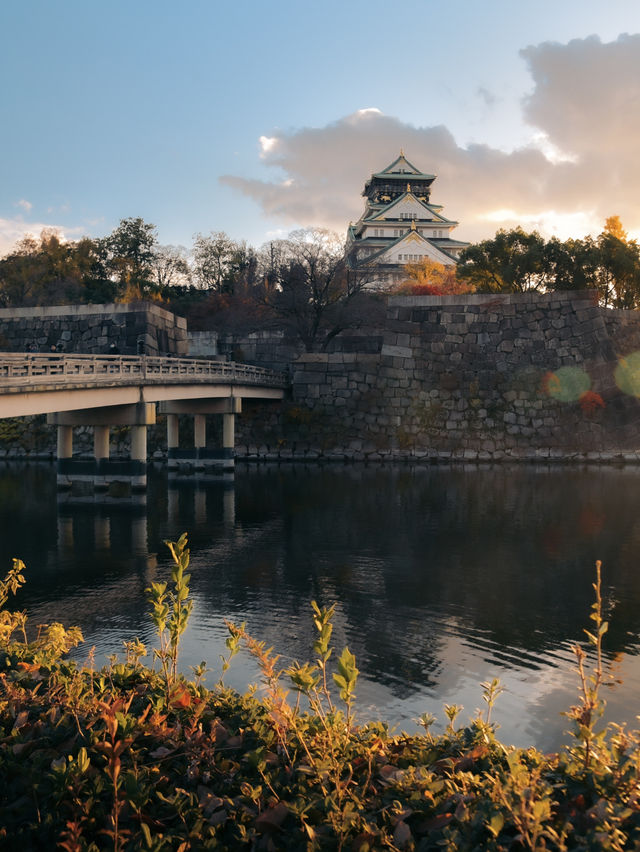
left=2, top=0, right=640, bottom=254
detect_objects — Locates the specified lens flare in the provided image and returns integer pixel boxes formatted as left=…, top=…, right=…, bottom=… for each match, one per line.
left=614, top=352, right=640, bottom=397
left=541, top=366, right=591, bottom=402
left=579, top=390, right=605, bottom=414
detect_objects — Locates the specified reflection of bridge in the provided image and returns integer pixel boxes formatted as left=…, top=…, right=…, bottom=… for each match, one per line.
left=0, top=354, right=287, bottom=492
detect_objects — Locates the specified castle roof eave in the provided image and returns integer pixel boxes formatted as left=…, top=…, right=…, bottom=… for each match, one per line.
left=358, top=230, right=458, bottom=266
left=365, top=191, right=457, bottom=224
left=373, top=151, right=436, bottom=180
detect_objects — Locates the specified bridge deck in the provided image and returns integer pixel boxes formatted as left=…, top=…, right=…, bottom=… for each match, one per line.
left=0, top=354, right=287, bottom=417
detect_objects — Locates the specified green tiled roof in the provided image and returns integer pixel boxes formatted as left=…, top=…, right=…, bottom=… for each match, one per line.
left=357, top=229, right=457, bottom=265
left=373, top=152, right=436, bottom=180
left=363, top=192, right=456, bottom=224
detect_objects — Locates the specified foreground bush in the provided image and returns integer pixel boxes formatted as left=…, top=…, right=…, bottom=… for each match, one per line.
left=0, top=544, right=639, bottom=850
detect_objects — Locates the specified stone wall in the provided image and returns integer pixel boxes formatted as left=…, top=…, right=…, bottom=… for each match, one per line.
left=4, top=292, right=640, bottom=462
left=234, top=291, right=640, bottom=461
left=0, top=302, right=188, bottom=356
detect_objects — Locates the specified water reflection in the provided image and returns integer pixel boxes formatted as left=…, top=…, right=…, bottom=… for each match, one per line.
left=2, top=460, right=640, bottom=750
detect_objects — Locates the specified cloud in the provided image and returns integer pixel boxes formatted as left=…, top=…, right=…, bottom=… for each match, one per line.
left=476, top=87, right=497, bottom=107
left=0, top=217, right=83, bottom=257
left=221, top=34, right=640, bottom=244
left=15, top=199, right=32, bottom=212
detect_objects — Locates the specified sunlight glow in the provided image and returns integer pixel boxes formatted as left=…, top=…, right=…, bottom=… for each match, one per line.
left=530, top=132, right=578, bottom=165
left=259, top=136, right=278, bottom=156
left=479, top=208, right=600, bottom=240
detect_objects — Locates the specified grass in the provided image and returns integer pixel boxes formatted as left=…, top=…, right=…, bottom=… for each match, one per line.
left=0, top=540, right=639, bottom=850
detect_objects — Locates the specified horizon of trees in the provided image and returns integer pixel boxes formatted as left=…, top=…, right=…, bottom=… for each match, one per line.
left=395, top=216, right=640, bottom=309
left=0, top=219, right=383, bottom=352
left=2, top=214, right=640, bottom=350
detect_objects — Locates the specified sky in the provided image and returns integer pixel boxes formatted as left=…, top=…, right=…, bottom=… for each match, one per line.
left=2, top=0, right=640, bottom=256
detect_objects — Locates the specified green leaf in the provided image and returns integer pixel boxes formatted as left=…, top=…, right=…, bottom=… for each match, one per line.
left=488, top=813, right=504, bottom=837
left=140, top=821, right=153, bottom=848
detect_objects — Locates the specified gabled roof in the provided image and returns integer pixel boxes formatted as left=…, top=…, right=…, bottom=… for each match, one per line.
left=364, top=191, right=456, bottom=224
left=431, top=237, right=470, bottom=248
left=373, top=151, right=436, bottom=180
left=363, top=228, right=457, bottom=266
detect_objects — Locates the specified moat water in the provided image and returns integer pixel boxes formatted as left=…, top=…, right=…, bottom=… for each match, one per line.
left=2, top=460, right=640, bottom=751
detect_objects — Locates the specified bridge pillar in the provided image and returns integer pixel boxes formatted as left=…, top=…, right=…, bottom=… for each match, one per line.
left=48, top=403, right=155, bottom=495
left=94, top=426, right=110, bottom=491
left=194, top=414, right=207, bottom=472
left=56, top=425, right=74, bottom=489
left=223, top=412, right=235, bottom=450
left=159, top=397, right=241, bottom=479
left=167, top=414, right=179, bottom=471
left=130, top=425, right=148, bottom=492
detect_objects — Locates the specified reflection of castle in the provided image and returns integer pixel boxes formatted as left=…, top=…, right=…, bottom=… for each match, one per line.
left=346, top=151, right=469, bottom=289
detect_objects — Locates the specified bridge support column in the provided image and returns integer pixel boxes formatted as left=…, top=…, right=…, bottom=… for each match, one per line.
left=48, top=403, right=155, bottom=497
left=194, top=414, right=206, bottom=472
left=94, top=426, right=110, bottom=491
left=130, top=425, right=148, bottom=492
left=160, top=397, right=241, bottom=479
left=56, top=425, right=74, bottom=490
left=222, top=412, right=235, bottom=473
left=167, top=414, right=179, bottom=471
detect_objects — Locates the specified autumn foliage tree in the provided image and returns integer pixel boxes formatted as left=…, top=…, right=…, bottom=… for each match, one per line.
left=394, top=258, right=475, bottom=296
left=0, top=231, right=99, bottom=307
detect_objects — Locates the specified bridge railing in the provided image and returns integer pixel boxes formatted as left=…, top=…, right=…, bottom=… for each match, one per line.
left=0, top=354, right=287, bottom=389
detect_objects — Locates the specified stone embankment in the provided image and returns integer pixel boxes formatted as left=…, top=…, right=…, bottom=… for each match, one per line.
left=2, top=292, right=640, bottom=462
left=234, top=291, right=640, bottom=461
left=0, top=302, right=187, bottom=356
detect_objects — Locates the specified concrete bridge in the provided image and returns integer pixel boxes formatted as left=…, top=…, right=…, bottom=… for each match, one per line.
left=0, top=353, right=287, bottom=491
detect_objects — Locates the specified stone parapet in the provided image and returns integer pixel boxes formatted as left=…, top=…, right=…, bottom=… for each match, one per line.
left=0, top=301, right=188, bottom=356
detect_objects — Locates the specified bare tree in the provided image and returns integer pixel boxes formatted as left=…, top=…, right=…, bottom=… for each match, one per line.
left=192, top=231, right=235, bottom=291
left=152, top=244, right=191, bottom=289
left=256, top=228, right=381, bottom=352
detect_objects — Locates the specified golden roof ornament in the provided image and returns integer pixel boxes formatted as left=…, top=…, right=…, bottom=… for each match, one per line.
left=411, top=220, right=416, bottom=231
left=406, top=182, right=411, bottom=192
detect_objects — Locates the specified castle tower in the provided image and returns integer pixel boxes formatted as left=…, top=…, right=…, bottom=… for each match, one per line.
left=346, top=151, right=469, bottom=288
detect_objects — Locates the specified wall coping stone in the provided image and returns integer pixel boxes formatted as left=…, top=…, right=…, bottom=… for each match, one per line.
left=387, top=290, right=599, bottom=308
left=0, top=301, right=187, bottom=329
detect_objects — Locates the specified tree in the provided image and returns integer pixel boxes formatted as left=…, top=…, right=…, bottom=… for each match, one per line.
left=456, top=220, right=640, bottom=308
left=0, top=230, right=96, bottom=307
left=152, top=245, right=191, bottom=290
left=542, top=237, right=595, bottom=292
left=456, top=228, right=550, bottom=293
left=102, top=217, right=158, bottom=297
left=604, top=215, right=627, bottom=241
left=256, top=228, right=382, bottom=352
left=395, top=258, right=475, bottom=295
left=226, top=241, right=258, bottom=295
left=595, top=226, right=640, bottom=308
left=192, top=231, right=236, bottom=292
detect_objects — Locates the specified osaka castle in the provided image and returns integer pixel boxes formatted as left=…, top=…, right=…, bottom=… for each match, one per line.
left=346, top=151, right=469, bottom=288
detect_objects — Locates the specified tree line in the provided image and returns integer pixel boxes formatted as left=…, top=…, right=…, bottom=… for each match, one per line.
left=0, top=218, right=382, bottom=352
left=454, top=216, right=640, bottom=307
left=1, top=214, right=639, bottom=352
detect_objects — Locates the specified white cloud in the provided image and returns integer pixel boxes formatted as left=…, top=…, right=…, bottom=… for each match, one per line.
left=15, top=199, right=32, bottom=212
left=221, top=34, right=640, bottom=244
left=0, top=218, right=83, bottom=257
left=259, top=136, right=278, bottom=156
